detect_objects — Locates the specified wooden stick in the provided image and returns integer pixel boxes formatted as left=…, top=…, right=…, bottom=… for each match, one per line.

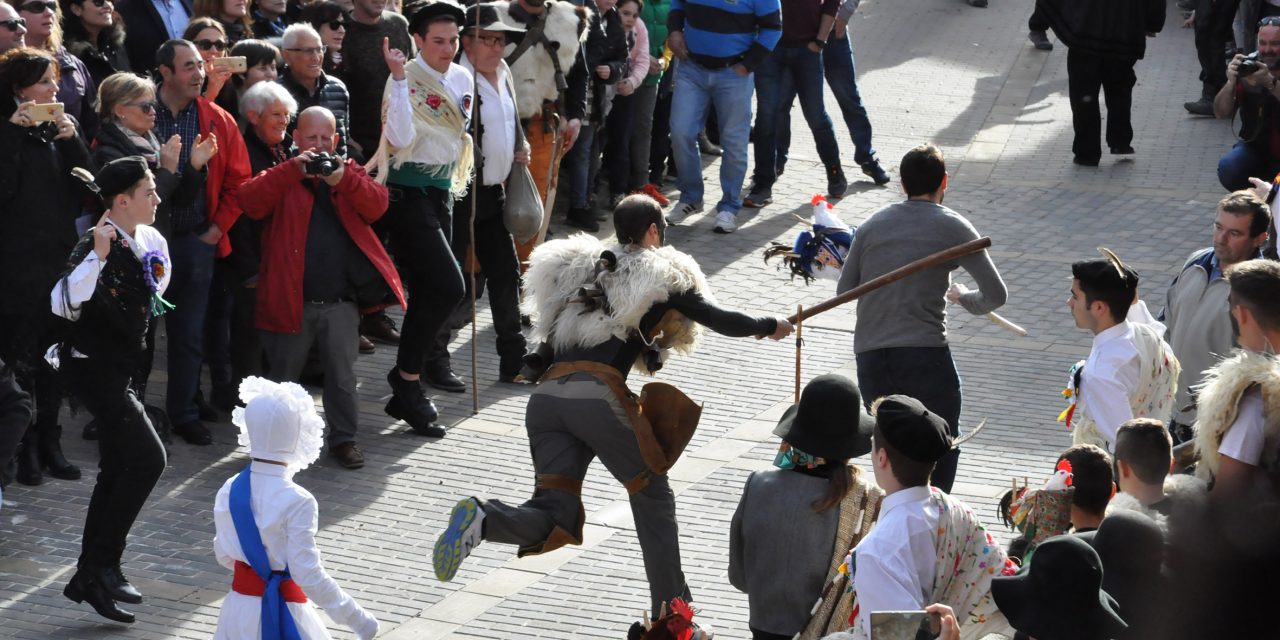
left=468, top=2, right=481, bottom=416
left=794, top=304, right=803, bottom=404
left=787, top=237, right=993, bottom=324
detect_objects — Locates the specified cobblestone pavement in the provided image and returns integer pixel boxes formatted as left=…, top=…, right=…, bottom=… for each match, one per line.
left=0, top=0, right=1238, bottom=637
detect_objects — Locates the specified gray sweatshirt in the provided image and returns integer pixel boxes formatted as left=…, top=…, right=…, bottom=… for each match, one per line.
left=837, top=199, right=1007, bottom=353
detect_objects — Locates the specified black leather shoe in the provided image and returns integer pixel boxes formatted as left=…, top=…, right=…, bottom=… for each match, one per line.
left=172, top=420, right=213, bottom=446
left=1110, top=145, right=1135, bottom=155
left=38, top=424, right=81, bottom=480
left=425, top=366, right=466, bottom=393
left=1184, top=98, right=1213, bottom=116
left=82, top=420, right=100, bottom=441
left=360, top=312, right=401, bottom=345
left=64, top=571, right=135, bottom=624
left=385, top=369, right=442, bottom=434
left=1073, top=156, right=1100, bottom=167
left=97, top=566, right=143, bottom=604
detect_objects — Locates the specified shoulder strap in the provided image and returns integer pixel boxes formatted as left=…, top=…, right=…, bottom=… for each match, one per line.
left=229, top=466, right=304, bottom=640
left=506, top=11, right=549, bottom=67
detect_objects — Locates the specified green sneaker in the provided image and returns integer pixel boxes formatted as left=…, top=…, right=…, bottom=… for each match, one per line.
left=434, top=497, right=485, bottom=582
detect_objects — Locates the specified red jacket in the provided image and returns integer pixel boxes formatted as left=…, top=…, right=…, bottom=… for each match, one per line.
left=239, top=158, right=404, bottom=334
left=196, top=96, right=252, bottom=258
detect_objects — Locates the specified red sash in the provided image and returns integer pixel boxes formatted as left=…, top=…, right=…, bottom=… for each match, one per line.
left=232, top=561, right=308, bottom=603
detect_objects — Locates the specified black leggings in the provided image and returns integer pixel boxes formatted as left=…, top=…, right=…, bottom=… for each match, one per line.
left=63, top=356, right=166, bottom=569
left=380, top=185, right=466, bottom=376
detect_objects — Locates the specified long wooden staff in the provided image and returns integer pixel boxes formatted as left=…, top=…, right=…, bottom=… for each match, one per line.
left=787, top=237, right=993, bottom=324
left=467, top=6, right=481, bottom=415
left=794, top=304, right=803, bottom=403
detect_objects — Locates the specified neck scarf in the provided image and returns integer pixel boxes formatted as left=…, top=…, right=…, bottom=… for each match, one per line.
left=229, top=466, right=302, bottom=640
left=366, top=60, right=474, bottom=198
left=115, top=122, right=161, bottom=165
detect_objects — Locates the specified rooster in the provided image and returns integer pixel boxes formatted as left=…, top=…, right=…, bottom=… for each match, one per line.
left=998, top=460, right=1076, bottom=564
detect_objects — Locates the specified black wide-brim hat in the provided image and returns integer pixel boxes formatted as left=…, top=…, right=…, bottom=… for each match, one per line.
left=771, top=373, right=873, bottom=460
left=407, top=0, right=466, bottom=35
left=1074, top=510, right=1164, bottom=615
left=464, top=2, right=525, bottom=33
left=992, top=535, right=1128, bottom=640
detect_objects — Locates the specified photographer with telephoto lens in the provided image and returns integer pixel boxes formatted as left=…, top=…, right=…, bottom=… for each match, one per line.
left=1215, top=17, right=1280, bottom=191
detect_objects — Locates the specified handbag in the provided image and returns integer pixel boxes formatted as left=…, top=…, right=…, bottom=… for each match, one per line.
left=503, top=98, right=545, bottom=244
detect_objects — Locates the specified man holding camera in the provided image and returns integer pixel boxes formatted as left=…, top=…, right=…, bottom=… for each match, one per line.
left=237, top=106, right=405, bottom=469
left=1214, top=18, right=1280, bottom=191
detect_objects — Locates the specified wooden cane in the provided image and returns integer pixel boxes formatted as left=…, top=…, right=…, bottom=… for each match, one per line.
left=787, top=237, right=993, bottom=324
left=468, top=3, right=481, bottom=415
left=795, top=304, right=803, bottom=404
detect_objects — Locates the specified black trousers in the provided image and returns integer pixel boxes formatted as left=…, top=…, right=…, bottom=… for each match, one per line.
left=649, top=87, right=675, bottom=184
left=63, top=356, right=166, bottom=570
left=379, top=184, right=466, bottom=376
left=426, top=184, right=527, bottom=377
left=1067, top=49, right=1137, bottom=162
left=1028, top=2, right=1048, bottom=32
left=1195, top=0, right=1241, bottom=100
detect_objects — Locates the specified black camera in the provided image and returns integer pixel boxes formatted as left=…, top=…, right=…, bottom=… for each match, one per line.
left=305, top=152, right=340, bottom=177
left=1238, top=52, right=1263, bottom=78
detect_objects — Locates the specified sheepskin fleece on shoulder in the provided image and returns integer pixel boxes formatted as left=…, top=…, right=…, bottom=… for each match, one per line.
left=521, top=233, right=712, bottom=359
left=499, top=1, right=588, bottom=120
left=1193, top=350, right=1280, bottom=480
left=1106, top=474, right=1208, bottom=531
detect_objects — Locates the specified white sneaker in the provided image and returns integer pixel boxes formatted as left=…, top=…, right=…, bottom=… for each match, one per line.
left=666, top=201, right=704, bottom=225
left=712, top=210, right=737, bottom=234
left=433, top=497, right=485, bottom=582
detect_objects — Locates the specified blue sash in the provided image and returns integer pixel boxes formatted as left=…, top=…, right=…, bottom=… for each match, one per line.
left=229, top=466, right=303, bottom=640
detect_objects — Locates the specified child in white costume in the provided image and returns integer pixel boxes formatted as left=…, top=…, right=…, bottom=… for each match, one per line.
left=212, top=377, right=379, bottom=639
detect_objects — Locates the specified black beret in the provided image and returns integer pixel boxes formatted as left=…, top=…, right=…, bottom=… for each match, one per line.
left=97, top=156, right=151, bottom=201
left=407, top=0, right=466, bottom=35
left=875, top=395, right=952, bottom=463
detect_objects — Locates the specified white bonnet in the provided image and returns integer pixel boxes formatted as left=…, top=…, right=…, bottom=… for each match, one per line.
left=232, top=377, right=325, bottom=470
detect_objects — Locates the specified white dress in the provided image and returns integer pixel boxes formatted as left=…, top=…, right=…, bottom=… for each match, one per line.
left=212, top=461, right=372, bottom=639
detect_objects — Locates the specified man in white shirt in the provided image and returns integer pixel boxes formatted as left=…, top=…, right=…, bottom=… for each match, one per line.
left=370, top=0, right=472, bottom=437
left=1066, top=253, right=1180, bottom=451
left=423, top=3, right=531, bottom=389
left=1194, top=259, right=1280, bottom=498
left=850, top=395, right=1014, bottom=639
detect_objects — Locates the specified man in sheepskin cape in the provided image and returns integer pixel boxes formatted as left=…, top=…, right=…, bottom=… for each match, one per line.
left=1194, top=259, right=1280, bottom=498
left=432, top=195, right=791, bottom=627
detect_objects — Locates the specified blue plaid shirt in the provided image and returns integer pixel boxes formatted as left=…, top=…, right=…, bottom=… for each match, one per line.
left=154, top=95, right=208, bottom=235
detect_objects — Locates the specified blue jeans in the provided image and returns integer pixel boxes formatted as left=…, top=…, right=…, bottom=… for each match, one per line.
left=164, top=233, right=217, bottom=424
left=855, top=346, right=963, bottom=494
left=777, top=35, right=876, bottom=168
left=1218, top=141, right=1280, bottom=191
left=564, top=120, right=599, bottom=208
left=753, top=46, right=842, bottom=188
left=670, top=60, right=754, bottom=214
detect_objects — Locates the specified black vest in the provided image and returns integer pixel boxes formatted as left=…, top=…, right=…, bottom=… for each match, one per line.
left=58, top=233, right=152, bottom=364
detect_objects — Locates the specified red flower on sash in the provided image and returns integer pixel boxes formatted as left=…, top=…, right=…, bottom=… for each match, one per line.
left=426, top=94, right=442, bottom=110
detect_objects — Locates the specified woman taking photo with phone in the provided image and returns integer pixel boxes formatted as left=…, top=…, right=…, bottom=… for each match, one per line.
left=0, top=46, right=94, bottom=489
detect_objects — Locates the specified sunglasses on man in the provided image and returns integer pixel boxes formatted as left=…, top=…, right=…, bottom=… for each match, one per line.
left=0, top=17, right=25, bottom=31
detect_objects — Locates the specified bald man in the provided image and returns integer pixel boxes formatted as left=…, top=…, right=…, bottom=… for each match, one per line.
left=238, top=106, right=406, bottom=470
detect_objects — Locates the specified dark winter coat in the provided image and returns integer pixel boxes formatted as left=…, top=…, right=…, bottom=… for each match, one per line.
left=0, top=118, right=94, bottom=315
left=91, top=121, right=204, bottom=238
left=1037, top=0, right=1167, bottom=60
left=278, top=68, right=353, bottom=160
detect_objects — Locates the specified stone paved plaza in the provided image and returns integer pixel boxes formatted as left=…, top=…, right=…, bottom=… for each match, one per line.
left=0, top=0, right=1243, bottom=637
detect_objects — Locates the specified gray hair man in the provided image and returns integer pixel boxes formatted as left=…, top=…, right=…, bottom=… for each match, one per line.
left=279, top=23, right=352, bottom=159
